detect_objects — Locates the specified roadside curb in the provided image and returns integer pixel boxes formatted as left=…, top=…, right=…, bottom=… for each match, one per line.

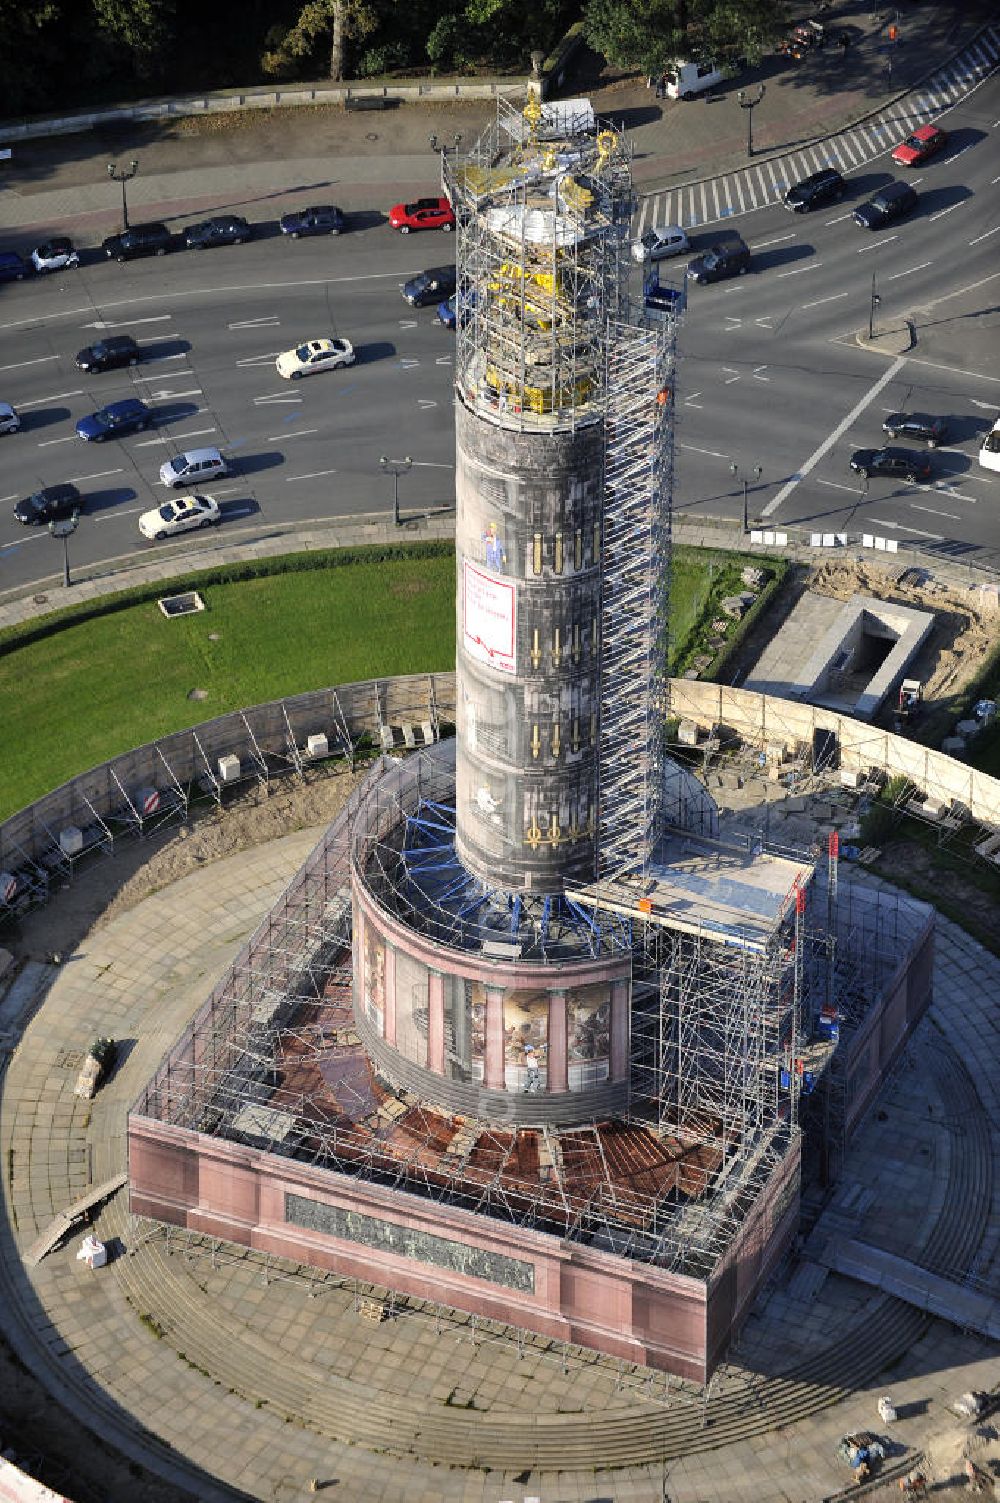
left=853, top=319, right=915, bottom=356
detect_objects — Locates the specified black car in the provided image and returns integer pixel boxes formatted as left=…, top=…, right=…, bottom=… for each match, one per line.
left=279, top=204, right=346, bottom=238
left=102, top=222, right=173, bottom=262
left=183, top=215, right=252, bottom=250
left=783, top=167, right=845, bottom=213
left=852, top=180, right=917, bottom=230
left=76, top=335, right=141, bottom=373
left=14, top=483, right=82, bottom=526
left=882, top=412, right=948, bottom=447
left=403, top=265, right=457, bottom=307
left=687, top=238, right=751, bottom=284
left=849, top=447, right=932, bottom=483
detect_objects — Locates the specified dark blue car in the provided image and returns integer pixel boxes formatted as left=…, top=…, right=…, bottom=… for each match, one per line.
left=0, top=250, right=29, bottom=282
left=279, top=204, right=346, bottom=238
left=436, top=288, right=475, bottom=329
left=76, top=397, right=151, bottom=442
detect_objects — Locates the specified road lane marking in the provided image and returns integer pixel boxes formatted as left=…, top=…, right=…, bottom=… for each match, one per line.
left=911, top=503, right=960, bottom=520
left=884, top=261, right=933, bottom=282
left=749, top=233, right=795, bottom=249
left=761, top=355, right=907, bottom=517
left=37, top=435, right=76, bottom=447
left=928, top=201, right=965, bottom=222
left=679, top=443, right=730, bottom=459
left=143, top=387, right=203, bottom=399
left=268, top=428, right=319, bottom=441
left=65, top=469, right=125, bottom=483
left=722, top=368, right=741, bottom=385
left=134, top=427, right=217, bottom=447
left=802, top=292, right=850, bottom=309
left=16, top=390, right=84, bottom=407
left=777, top=264, right=820, bottom=278
left=284, top=470, right=338, bottom=482
left=856, top=236, right=897, bottom=253
left=892, top=522, right=945, bottom=538
left=0, top=355, right=59, bottom=373
left=815, top=478, right=861, bottom=494
left=82, top=315, right=171, bottom=329
left=236, top=353, right=283, bottom=366
left=228, top=316, right=280, bottom=329
left=824, top=213, right=853, bottom=226
left=970, top=227, right=1000, bottom=245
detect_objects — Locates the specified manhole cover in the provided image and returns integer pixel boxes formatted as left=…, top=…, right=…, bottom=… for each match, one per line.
left=33, top=594, right=49, bottom=606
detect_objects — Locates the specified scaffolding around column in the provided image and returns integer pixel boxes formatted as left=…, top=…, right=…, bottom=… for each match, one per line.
left=445, top=95, right=633, bottom=436
left=597, top=314, right=674, bottom=877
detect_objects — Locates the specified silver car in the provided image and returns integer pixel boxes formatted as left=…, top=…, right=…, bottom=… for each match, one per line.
left=31, top=237, right=80, bottom=272
left=631, top=225, right=690, bottom=264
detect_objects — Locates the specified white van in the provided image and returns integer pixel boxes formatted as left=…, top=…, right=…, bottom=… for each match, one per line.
left=664, top=60, right=724, bottom=100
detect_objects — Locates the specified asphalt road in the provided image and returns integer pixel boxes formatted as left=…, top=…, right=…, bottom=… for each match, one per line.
left=671, top=70, right=1000, bottom=550
left=0, top=227, right=459, bottom=588
left=0, top=69, right=998, bottom=594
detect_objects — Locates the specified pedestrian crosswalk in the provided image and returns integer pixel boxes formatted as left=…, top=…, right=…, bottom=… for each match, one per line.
left=635, top=26, right=1000, bottom=235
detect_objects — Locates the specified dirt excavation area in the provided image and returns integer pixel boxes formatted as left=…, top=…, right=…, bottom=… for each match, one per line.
left=806, top=557, right=998, bottom=713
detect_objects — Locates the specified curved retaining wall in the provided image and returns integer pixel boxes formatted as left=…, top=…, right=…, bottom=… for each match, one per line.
left=5, top=672, right=1000, bottom=921
left=668, top=679, right=1000, bottom=828
left=0, top=673, right=454, bottom=913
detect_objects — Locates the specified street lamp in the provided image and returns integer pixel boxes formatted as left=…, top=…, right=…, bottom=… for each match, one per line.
left=107, top=158, right=139, bottom=232
left=736, top=85, right=766, bottom=159
left=730, top=461, right=763, bottom=534
left=868, top=270, right=881, bottom=341
left=379, top=454, right=412, bottom=527
left=48, top=511, right=80, bottom=588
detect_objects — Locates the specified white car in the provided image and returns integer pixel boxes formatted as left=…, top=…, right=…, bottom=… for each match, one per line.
left=31, top=237, right=80, bottom=272
left=276, top=337, right=356, bottom=379
left=0, top=401, right=20, bottom=435
left=979, top=419, right=1000, bottom=474
left=139, top=493, right=221, bottom=540
left=631, top=225, right=690, bottom=264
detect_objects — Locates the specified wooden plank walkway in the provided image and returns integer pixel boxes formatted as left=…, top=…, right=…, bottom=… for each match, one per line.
left=24, top=1171, right=128, bottom=1267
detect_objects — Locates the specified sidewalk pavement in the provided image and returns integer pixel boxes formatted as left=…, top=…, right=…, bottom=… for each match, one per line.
left=2, top=788, right=999, bottom=1503
left=0, top=0, right=994, bottom=238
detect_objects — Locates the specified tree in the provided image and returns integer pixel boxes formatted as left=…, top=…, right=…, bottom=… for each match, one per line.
left=91, top=0, right=176, bottom=79
left=583, top=0, right=785, bottom=76
left=690, top=0, right=786, bottom=69
left=261, top=0, right=378, bottom=82
left=0, top=0, right=63, bottom=115
left=583, top=0, right=687, bottom=78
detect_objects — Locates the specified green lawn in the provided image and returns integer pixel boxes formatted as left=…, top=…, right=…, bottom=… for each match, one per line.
left=1, top=542, right=786, bottom=822
left=0, top=552, right=455, bottom=820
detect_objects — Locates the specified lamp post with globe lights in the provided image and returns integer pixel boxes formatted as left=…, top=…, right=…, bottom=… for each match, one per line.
left=107, top=159, right=139, bottom=231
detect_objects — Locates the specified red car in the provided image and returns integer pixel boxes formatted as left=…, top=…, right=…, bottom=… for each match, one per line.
left=891, top=124, right=948, bottom=167
left=388, top=196, right=455, bottom=234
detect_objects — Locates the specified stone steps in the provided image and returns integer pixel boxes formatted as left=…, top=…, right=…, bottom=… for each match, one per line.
left=101, top=1038, right=995, bottom=1472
